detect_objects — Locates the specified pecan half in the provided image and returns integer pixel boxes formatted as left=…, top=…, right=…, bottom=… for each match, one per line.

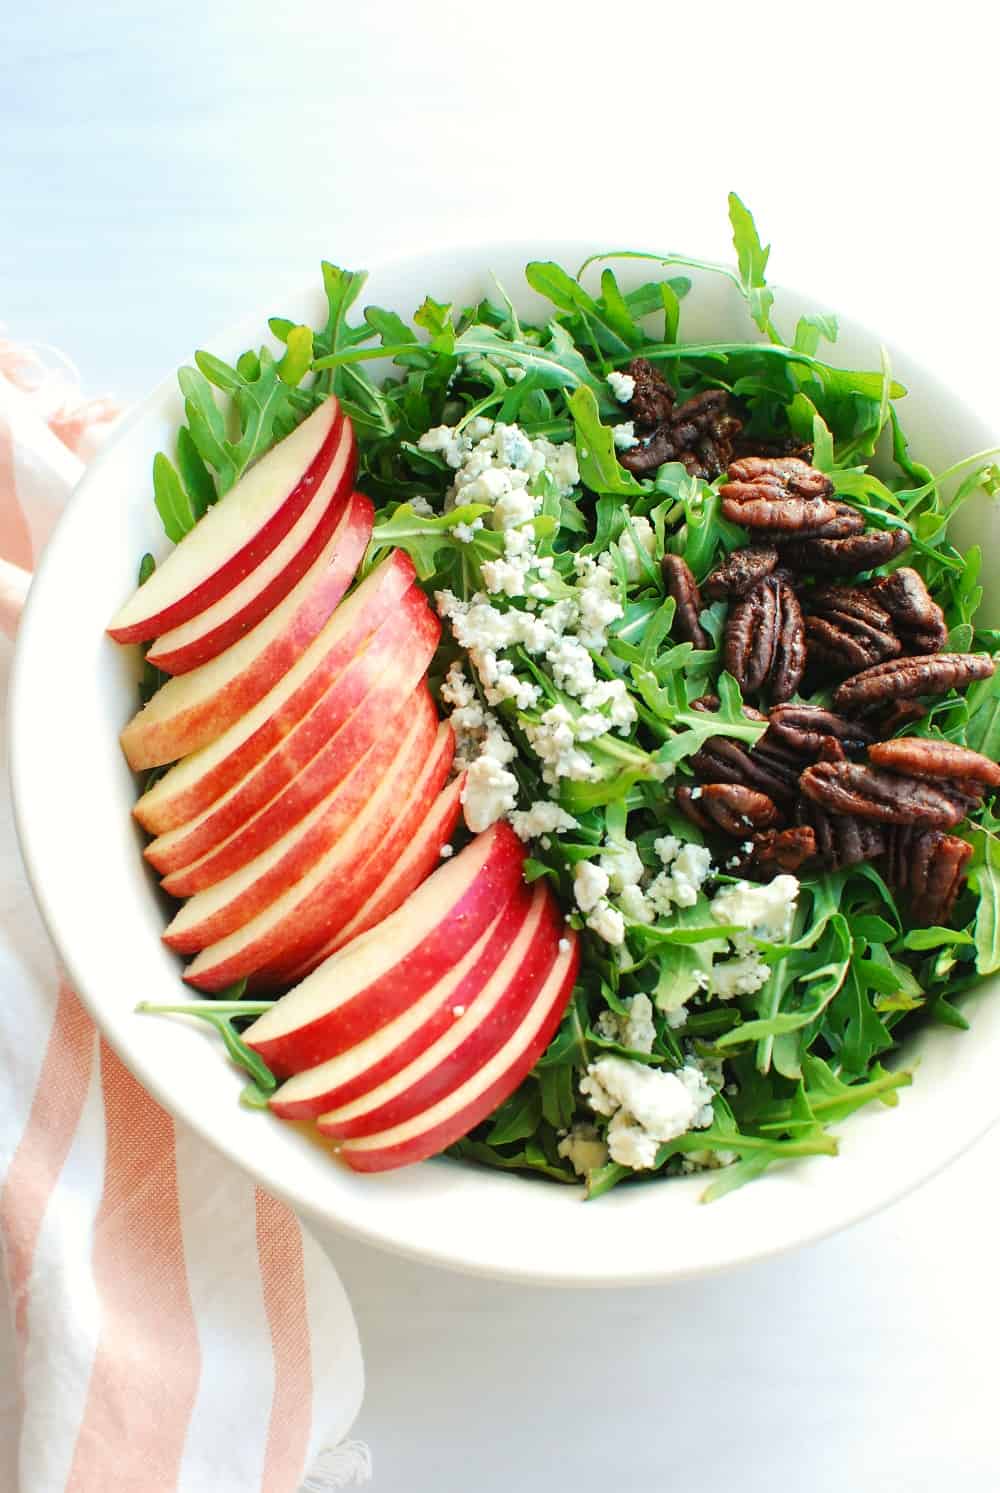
left=689, top=694, right=768, bottom=722
left=751, top=824, right=818, bottom=873
left=625, top=357, right=676, bottom=429
left=867, top=737, right=1000, bottom=787
left=803, top=585, right=902, bottom=672
left=781, top=527, right=910, bottom=576
left=723, top=571, right=806, bottom=704
left=765, top=704, right=876, bottom=759
left=796, top=799, right=887, bottom=871
left=661, top=555, right=710, bottom=650
left=699, top=783, right=783, bottom=835
left=874, top=700, right=928, bottom=735
left=702, top=546, right=779, bottom=600
left=884, top=826, right=973, bottom=927
left=720, top=457, right=865, bottom=539
left=799, top=761, right=966, bottom=829
left=867, top=567, right=948, bottom=654
left=690, top=736, right=800, bottom=807
left=832, top=653, right=996, bottom=714
left=618, top=374, right=742, bottom=479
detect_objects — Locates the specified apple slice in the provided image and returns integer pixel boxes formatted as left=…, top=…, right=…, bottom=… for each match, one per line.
left=120, top=490, right=373, bottom=769
left=278, top=775, right=464, bottom=984
left=333, top=932, right=579, bottom=1172
left=270, top=887, right=531, bottom=1119
left=145, top=415, right=356, bottom=674
left=183, top=720, right=456, bottom=995
left=163, top=686, right=435, bottom=953
left=148, top=590, right=440, bottom=885
left=133, top=549, right=416, bottom=834
left=108, top=397, right=344, bottom=644
left=270, top=882, right=551, bottom=1123
left=317, top=882, right=562, bottom=1139
left=241, top=821, right=526, bottom=1073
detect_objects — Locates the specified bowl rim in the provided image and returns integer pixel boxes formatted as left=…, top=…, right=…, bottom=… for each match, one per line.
left=10, top=236, right=1000, bottom=1286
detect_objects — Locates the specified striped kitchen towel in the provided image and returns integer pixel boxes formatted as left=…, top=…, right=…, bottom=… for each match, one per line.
left=0, top=339, right=369, bottom=1492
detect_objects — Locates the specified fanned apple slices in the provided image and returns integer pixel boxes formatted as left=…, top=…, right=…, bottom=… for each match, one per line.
left=111, top=397, right=577, bottom=1174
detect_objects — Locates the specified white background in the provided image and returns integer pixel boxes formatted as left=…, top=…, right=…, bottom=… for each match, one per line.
left=4, top=3, right=1000, bottom=1488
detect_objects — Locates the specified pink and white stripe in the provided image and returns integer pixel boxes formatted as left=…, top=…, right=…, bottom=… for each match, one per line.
left=0, top=346, right=367, bottom=1492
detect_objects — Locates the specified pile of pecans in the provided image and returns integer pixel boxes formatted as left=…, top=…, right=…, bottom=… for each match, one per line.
left=658, top=454, right=999, bottom=927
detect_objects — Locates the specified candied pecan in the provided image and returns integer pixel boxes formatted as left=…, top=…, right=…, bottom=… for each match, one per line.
left=883, top=826, right=972, bottom=927
left=867, top=737, right=1000, bottom=787
left=625, top=357, right=675, bottom=429
left=752, top=825, right=818, bottom=872
left=702, top=545, right=779, bottom=600
left=867, top=567, right=948, bottom=654
left=766, top=704, right=876, bottom=759
left=720, top=456, right=862, bottom=539
left=732, top=432, right=815, bottom=463
left=832, top=652, right=996, bottom=715
left=796, top=799, right=887, bottom=871
left=803, top=585, right=902, bottom=672
left=725, top=456, right=835, bottom=498
left=723, top=572, right=805, bottom=704
left=799, top=761, right=966, bottom=829
left=781, top=527, right=910, bottom=576
left=700, top=783, right=783, bottom=835
left=661, top=555, right=710, bottom=650
left=688, top=693, right=768, bottom=722
left=690, top=736, right=799, bottom=806
left=874, top=699, right=927, bottom=735
left=618, top=381, right=742, bottom=480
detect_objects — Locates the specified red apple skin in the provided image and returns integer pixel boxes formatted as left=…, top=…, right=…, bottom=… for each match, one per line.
left=317, top=886, right=563, bottom=1139
left=182, top=721, right=455, bottom=995
left=108, top=398, right=344, bottom=644
left=133, top=549, right=416, bottom=835
left=145, top=418, right=357, bottom=674
left=163, top=686, right=436, bottom=953
left=120, top=491, right=373, bottom=770
left=149, top=592, right=440, bottom=885
left=278, top=776, right=463, bottom=984
left=243, top=820, right=526, bottom=1072
left=268, top=882, right=533, bottom=1121
left=336, top=935, right=580, bottom=1173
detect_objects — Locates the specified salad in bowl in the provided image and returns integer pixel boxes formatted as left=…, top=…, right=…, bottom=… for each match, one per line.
left=100, top=194, right=1000, bottom=1206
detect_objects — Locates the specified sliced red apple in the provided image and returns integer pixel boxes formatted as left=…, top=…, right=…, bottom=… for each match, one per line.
left=133, top=549, right=416, bottom=834
left=334, top=932, right=579, bottom=1172
left=278, top=775, right=464, bottom=984
left=120, top=490, right=374, bottom=770
left=163, top=686, right=435, bottom=953
left=241, top=820, right=525, bottom=1073
left=109, top=397, right=344, bottom=644
left=145, top=416, right=357, bottom=674
left=183, top=720, right=456, bottom=995
left=269, top=884, right=533, bottom=1120
left=316, top=883, right=561, bottom=1139
left=148, top=591, right=440, bottom=885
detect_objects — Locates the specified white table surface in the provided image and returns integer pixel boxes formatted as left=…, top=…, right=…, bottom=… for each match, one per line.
left=5, top=3, right=1000, bottom=1488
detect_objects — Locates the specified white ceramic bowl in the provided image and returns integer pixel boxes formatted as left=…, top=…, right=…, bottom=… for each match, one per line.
left=11, top=242, right=1000, bottom=1286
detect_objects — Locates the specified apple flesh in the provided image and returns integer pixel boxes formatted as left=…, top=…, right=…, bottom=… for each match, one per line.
left=242, top=820, right=526, bottom=1073
left=133, top=549, right=416, bottom=835
left=163, top=685, right=436, bottom=953
left=108, top=397, right=344, bottom=644
left=147, top=589, right=440, bottom=885
left=182, top=719, right=456, bottom=994
left=333, top=931, right=579, bottom=1173
left=271, top=881, right=560, bottom=1124
left=278, top=774, right=464, bottom=983
left=120, top=490, right=373, bottom=769
left=145, top=415, right=356, bottom=674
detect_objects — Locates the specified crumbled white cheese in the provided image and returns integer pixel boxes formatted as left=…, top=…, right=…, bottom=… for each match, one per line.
left=574, top=555, right=624, bottom=647
left=546, top=636, right=597, bottom=698
left=557, top=1123, right=609, bottom=1177
left=646, top=842, right=714, bottom=913
left=586, top=899, right=626, bottom=946
left=612, top=421, right=640, bottom=451
left=558, top=936, right=571, bottom=954
left=408, top=495, right=436, bottom=516
left=654, top=834, right=681, bottom=865
left=710, top=875, right=799, bottom=944
left=665, top=1004, right=689, bottom=1029
left=461, top=753, right=518, bottom=832
left=705, top=952, right=771, bottom=999
left=580, top=1057, right=714, bottom=1170
left=439, top=844, right=454, bottom=859
left=607, top=370, right=636, bottom=404
left=610, top=515, right=657, bottom=582
left=599, top=838, right=645, bottom=894
left=574, top=861, right=610, bottom=914
left=618, top=884, right=655, bottom=924
left=524, top=706, right=599, bottom=785
left=580, top=677, right=637, bottom=732
left=622, top=992, right=656, bottom=1053
left=452, top=517, right=484, bottom=544
left=508, top=800, right=579, bottom=841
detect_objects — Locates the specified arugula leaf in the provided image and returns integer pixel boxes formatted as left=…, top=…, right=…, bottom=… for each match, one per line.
left=728, top=192, right=777, bottom=341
